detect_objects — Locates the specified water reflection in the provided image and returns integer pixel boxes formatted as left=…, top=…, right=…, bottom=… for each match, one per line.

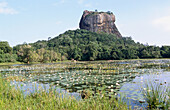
left=0, top=59, right=170, bottom=109
left=119, top=71, right=170, bottom=109
left=11, top=81, right=81, bottom=99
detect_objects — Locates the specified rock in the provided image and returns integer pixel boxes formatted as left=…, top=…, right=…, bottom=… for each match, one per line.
left=79, top=10, right=122, bottom=37
left=139, top=100, right=145, bottom=103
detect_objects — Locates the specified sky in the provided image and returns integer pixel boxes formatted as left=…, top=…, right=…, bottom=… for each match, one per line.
left=0, top=0, right=170, bottom=47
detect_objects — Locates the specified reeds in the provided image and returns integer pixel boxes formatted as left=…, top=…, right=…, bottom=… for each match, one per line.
left=141, top=80, right=170, bottom=109
left=0, top=76, right=129, bottom=110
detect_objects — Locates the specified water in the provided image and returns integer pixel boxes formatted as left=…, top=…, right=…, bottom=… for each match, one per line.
left=11, top=81, right=81, bottom=99
left=119, top=71, right=170, bottom=109
left=0, top=59, right=170, bottom=109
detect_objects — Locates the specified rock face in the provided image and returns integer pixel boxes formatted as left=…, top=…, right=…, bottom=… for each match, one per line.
left=79, top=10, right=122, bottom=37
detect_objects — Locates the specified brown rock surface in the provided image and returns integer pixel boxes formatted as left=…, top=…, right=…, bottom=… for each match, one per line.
left=79, top=10, right=122, bottom=37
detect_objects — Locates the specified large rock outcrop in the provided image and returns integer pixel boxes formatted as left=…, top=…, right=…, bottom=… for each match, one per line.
left=79, top=10, right=122, bottom=37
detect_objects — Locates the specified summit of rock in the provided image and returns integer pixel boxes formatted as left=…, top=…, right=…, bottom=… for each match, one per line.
left=79, top=10, right=122, bottom=37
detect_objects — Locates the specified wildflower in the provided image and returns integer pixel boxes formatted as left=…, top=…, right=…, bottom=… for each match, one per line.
left=123, top=78, right=126, bottom=81
left=116, top=83, right=119, bottom=86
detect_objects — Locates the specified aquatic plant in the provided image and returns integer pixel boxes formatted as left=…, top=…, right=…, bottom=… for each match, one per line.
left=0, top=76, right=129, bottom=110
left=141, top=80, right=170, bottom=109
left=0, top=59, right=170, bottom=109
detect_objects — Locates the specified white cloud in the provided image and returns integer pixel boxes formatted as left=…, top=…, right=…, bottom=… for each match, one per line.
left=153, top=16, right=170, bottom=31
left=0, top=2, right=18, bottom=15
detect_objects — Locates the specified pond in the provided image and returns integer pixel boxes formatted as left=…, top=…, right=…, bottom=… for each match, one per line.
left=0, top=59, right=170, bottom=109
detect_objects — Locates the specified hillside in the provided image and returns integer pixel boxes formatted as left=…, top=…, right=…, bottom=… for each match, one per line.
left=0, top=29, right=169, bottom=63
left=46, top=29, right=143, bottom=60
left=14, top=29, right=169, bottom=62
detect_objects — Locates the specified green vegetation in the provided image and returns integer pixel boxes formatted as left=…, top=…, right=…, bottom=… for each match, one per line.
left=0, top=60, right=139, bottom=94
left=0, top=59, right=169, bottom=109
left=1, top=29, right=170, bottom=64
left=141, top=81, right=170, bottom=109
left=0, top=41, right=17, bottom=63
left=15, top=44, right=61, bottom=64
left=84, top=11, right=113, bottom=18
left=0, top=62, right=23, bottom=66
left=0, top=76, right=129, bottom=110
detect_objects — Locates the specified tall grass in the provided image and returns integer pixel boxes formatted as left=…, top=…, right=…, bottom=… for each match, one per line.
left=0, top=76, right=129, bottom=110
left=141, top=81, right=170, bottom=110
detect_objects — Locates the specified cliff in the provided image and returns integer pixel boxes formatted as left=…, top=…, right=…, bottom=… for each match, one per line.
left=79, top=10, right=122, bottom=37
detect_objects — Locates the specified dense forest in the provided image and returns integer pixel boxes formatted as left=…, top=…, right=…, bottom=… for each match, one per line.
left=1, top=29, right=170, bottom=63
left=0, top=41, right=18, bottom=63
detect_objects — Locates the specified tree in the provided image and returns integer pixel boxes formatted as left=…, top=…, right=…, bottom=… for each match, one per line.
left=29, top=51, right=39, bottom=62
left=87, top=42, right=99, bottom=61
left=48, top=37, right=52, bottom=41
left=9, top=29, right=170, bottom=62
left=17, top=45, right=33, bottom=64
left=37, top=48, right=46, bottom=62
left=0, top=41, right=12, bottom=54
left=139, top=49, right=151, bottom=58
left=111, top=51, right=118, bottom=60
left=161, top=46, right=170, bottom=58
left=0, top=49, right=4, bottom=54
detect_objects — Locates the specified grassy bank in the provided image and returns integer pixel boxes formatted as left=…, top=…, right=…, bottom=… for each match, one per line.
left=1, top=58, right=169, bottom=66
left=0, top=60, right=73, bottom=66
left=0, top=76, right=129, bottom=110
left=0, top=62, right=23, bottom=66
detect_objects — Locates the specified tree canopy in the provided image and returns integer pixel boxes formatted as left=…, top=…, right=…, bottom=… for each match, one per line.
left=1, top=29, right=170, bottom=63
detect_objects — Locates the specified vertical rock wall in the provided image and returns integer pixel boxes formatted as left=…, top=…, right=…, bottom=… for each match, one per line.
left=79, top=10, right=122, bottom=37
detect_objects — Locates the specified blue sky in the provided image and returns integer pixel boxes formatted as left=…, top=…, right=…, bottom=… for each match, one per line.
left=0, top=0, right=170, bottom=47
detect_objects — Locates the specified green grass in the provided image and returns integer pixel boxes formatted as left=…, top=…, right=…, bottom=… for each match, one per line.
left=0, top=62, right=23, bottom=66
left=1, top=58, right=169, bottom=66
left=0, top=76, right=129, bottom=110
left=0, top=61, right=70, bottom=65
left=1, top=59, right=169, bottom=109
left=141, top=81, right=170, bottom=110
